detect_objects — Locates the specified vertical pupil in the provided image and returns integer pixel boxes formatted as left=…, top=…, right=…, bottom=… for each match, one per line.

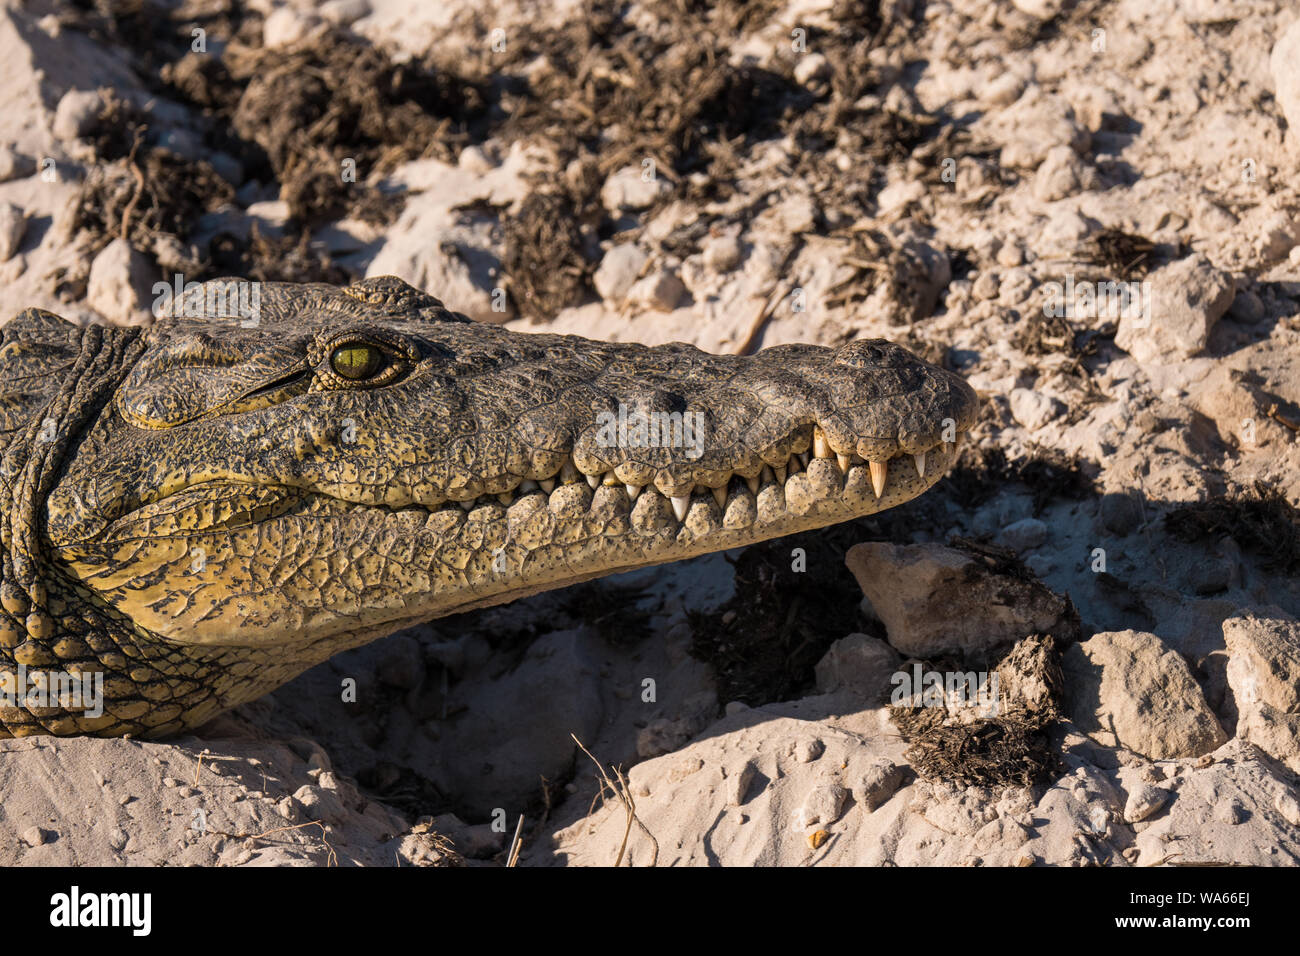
left=333, top=346, right=378, bottom=379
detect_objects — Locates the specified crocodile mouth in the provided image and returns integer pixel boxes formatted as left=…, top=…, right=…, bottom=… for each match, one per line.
left=426, top=422, right=967, bottom=527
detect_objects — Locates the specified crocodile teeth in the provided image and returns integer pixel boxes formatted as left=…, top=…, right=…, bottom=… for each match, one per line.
left=519, top=479, right=540, bottom=493
left=586, top=473, right=601, bottom=489
left=670, top=495, right=690, bottom=521
left=788, top=456, right=803, bottom=476
left=539, top=478, right=556, bottom=493
left=774, top=463, right=787, bottom=484
left=745, top=475, right=760, bottom=495
left=625, top=483, right=643, bottom=500
left=497, top=492, right=513, bottom=505
left=711, top=486, right=727, bottom=509
left=869, top=460, right=888, bottom=499
left=561, top=460, right=580, bottom=484
left=760, top=465, right=775, bottom=486
left=914, top=451, right=926, bottom=478
left=813, top=426, right=831, bottom=459
left=602, top=471, right=620, bottom=486
left=836, top=452, right=852, bottom=473
left=458, top=499, right=475, bottom=511
left=796, top=452, right=809, bottom=468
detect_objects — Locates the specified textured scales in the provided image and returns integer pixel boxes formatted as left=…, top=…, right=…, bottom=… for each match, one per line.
left=0, top=276, right=978, bottom=737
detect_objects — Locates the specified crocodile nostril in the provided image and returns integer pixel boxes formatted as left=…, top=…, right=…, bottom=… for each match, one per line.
left=832, top=339, right=902, bottom=368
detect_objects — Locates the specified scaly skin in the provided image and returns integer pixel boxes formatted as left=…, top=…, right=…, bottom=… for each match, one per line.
left=0, top=276, right=978, bottom=737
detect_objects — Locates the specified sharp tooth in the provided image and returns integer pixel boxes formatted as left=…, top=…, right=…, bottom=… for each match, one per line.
left=796, top=452, right=809, bottom=468
left=745, top=475, right=760, bottom=495
left=836, top=452, right=851, bottom=473
left=602, top=471, right=620, bottom=486
left=869, top=460, right=888, bottom=499
left=539, top=478, right=556, bottom=493
left=760, top=465, right=775, bottom=486
left=711, top=486, right=727, bottom=509
left=670, top=495, right=690, bottom=521
left=497, top=492, right=513, bottom=505
left=519, top=479, right=539, bottom=493
left=586, top=473, right=600, bottom=489
left=625, top=483, right=643, bottom=500
left=458, top=499, right=475, bottom=511
left=774, top=464, right=787, bottom=483
left=561, top=460, right=580, bottom=484
left=813, top=427, right=831, bottom=458
left=914, top=451, right=926, bottom=478
left=788, top=455, right=803, bottom=475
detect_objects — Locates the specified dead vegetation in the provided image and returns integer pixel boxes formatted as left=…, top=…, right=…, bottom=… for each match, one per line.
left=890, top=634, right=1066, bottom=789
left=687, top=522, right=870, bottom=707
left=1166, top=481, right=1300, bottom=575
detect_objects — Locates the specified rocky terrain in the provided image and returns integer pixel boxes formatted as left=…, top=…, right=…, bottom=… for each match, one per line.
left=1, top=0, right=1299, bottom=866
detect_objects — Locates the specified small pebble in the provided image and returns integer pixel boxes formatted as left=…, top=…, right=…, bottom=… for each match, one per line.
left=1124, top=785, right=1170, bottom=823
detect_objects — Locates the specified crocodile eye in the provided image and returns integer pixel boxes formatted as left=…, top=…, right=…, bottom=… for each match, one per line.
left=330, top=344, right=383, bottom=381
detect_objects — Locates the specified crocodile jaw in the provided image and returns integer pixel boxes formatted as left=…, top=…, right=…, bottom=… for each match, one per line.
left=54, top=428, right=966, bottom=650
left=32, top=277, right=977, bottom=717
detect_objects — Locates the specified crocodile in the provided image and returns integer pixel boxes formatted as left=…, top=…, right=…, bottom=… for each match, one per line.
left=0, top=275, right=978, bottom=737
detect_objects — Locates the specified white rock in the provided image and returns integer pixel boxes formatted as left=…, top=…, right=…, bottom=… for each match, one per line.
left=0, top=202, right=26, bottom=261
left=793, top=53, right=831, bottom=86
left=87, top=239, right=155, bottom=327
left=600, top=165, right=669, bottom=212
left=593, top=243, right=647, bottom=304
left=1224, top=611, right=1300, bottom=713
left=1033, top=145, right=1091, bottom=202
left=1009, top=387, right=1065, bottom=430
left=245, top=200, right=291, bottom=239
left=993, top=90, right=1089, bottom=170
left=701, top=235, right=742, bottom=273
left=983, top=72, right=1025, bottom=108
left=793, top=782, right=847, bottom=828
left=319, top=0, right=370, bottom=26
left=627, top=269, right=684, bottom=312
left=0, top=146, right=34, bottom=182
left=52, top=89, right=101, bottom=141
left=999, top=517, right=1049, bottom=552
left=794, top=737, right=825, bottom=763
left=1256, top=209, right=1300, bottom=260
left=851, top=760, right=907, bottom=811
left=1124, top=784, right=1170, bottom=823
left=1115, top=254, right=1235, bottom=365
left=1276, top=791, right=1300, bottom=827
left=845, top=542, right=1071, bottom=657
left=457, top=145, right=493, bottom=175
left=263, top=7, right=320, bottom=49
left=1271, top=18, right=1300, bottom=152
left=769, top=194, right=818, bottom=235
left=725, top=761, right=757, bottom=806
left=1224, top=610, right=1300, bottom=772
left=1012, top=0, right=1065, bottom=18
left=971, top=270, right=999, bottom=300
left=814, top=633, right=901, bottom=698
left=1063, top=630, right=1227, bottom=759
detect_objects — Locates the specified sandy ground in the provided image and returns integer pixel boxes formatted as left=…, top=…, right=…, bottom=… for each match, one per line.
left=1, top=0, right=1299, bottom=865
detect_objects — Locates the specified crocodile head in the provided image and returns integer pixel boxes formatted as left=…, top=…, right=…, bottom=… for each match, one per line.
left=7, top=276, right=977, bottom=735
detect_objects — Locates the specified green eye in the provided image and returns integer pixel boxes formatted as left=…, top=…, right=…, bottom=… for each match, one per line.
left=330, top=344, right=383, bottom=381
